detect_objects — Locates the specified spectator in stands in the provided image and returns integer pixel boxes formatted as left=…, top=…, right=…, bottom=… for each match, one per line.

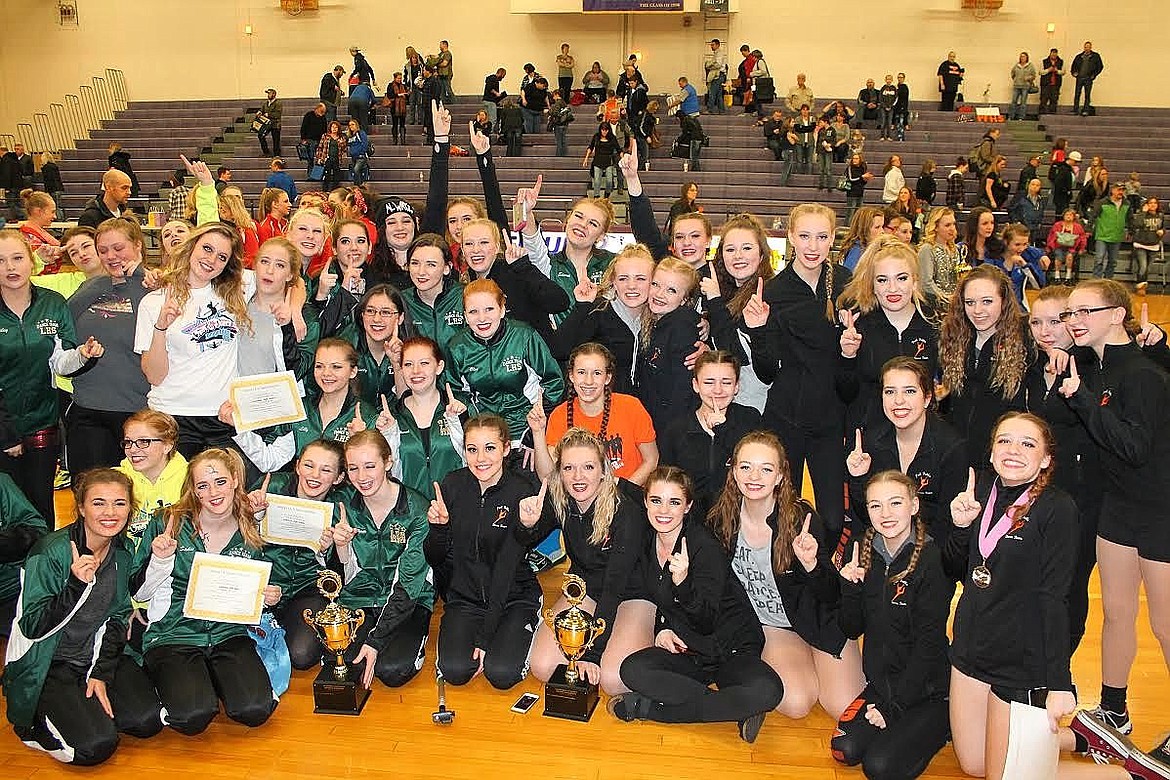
left=584, top=122, right=621, bottom=198
left=106, top=143, right=140, bottom=198
left=624, top=71, right=651, bottom=165
left=256, top=188, right=290, bottom=243
left=482, top=67, right=507, bottom=125
left=405, top=49, right=424, bottom=125
left=582, top=61, right=609, bottom=104
left=1124, top=171, right=1144, bottom=214
left=1070, top=41, right=1103, bottom=116
left=814, top=117, right=836, bottom=191
left=919, top=206, right=963, bottom=295
left=820, top=99, right=856, bottom=127
left=300, top=102, right=328, bottom=174
left=969, top=127, right=1000, bottom=177
left=1009, top=178, right=1046, bottom=244
left=315, top=120, right=349, bottom=192
left=1129, top=196, right=1164, bottom=294
left=915, top=159, right=938, bottom=206
left=1045, top=208, right=1088, bottom=282
left=435, top=40, right=454, bottom=104
left=792, top=104, right=815, bottom=173
left=945, top=157, right=969, bottom=211
left=472, top=109, right=492, bottom=136
left=936, top=51, right=965, bottom=111
left=555, top=43, right=575, bottom=100
left=347, top=119, right=371, bottom=186
left=1078, top=165, right=1109, bottom=215
left=348, top=80, right=375, bottom=132
left=548, top=90, right=574, bottom=158
left=857, top=78, right=879, bottom=130
left=961, top=206, right=996, bottom=263
left=1049, top=150, right=1077, bottom=214
left=0, top=146, right=21, bottom=220
left=785, top=72, right=814, bottom=115
left=830, top=111, right=851, bottom=163
left=839, top=206, right=885, bottom=271
left=265, top=157, right=296, bottom=203
left=40, top=152, right=64, bottom=220
left=1039, top=48, right=1064, bottom=114
left=214, top=166, right=232, bottom=194
left=349, top=45, right=375, bottom=86
left=521, top=76, right=552, bottom=134
left=419, top=64, right=440, bottom=144
left=981, top=155, right=1011, bottom=210
left=383, top=73, right=409, bottom=145
left=878, top=74, right=898, bottom=141
left=677, top=112, right=706, bottom=173
left=881, top=155, right=905, bottom=205
left=703, top=39, right=727, bottom=115
left=256, top=88, right=283, bottom=157
left=889, top=188, right=921, bottom=240
left=1090, top=183, right=1129, bottom=278
left=77, top=169, right=132, bottom=229
left=499, top=96, right=525, bottom=157
left=665, top=182, right=701, bottom=237
left=519, top=63, right=539, bottom=93
left=13, top=144, right=33, bottom=193
left=677, top=77, right=700, bottom=118
left=736, top=45, right=755, bottom=113
left=1008, top=52, right=1036, bottom=121
left=1017, top=154, right=1040, bottom=193
left=893, top=73, right=911, bottom=138
left=748, top=50, right=772, bottom=120
left=843, top=152, right=872, bottom=223
left=165, top=168, right=190, bottom=223
left=320, top=64, right=345, bottom=122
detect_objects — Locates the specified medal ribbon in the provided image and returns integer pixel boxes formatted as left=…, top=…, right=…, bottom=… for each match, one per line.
left=977, top=481, right=1031, bottom=560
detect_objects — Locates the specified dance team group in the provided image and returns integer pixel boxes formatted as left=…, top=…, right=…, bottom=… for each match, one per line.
left=0, top=103, right=1168, bottom=780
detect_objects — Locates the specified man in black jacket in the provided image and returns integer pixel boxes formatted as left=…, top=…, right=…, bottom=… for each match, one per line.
left=1070, top=41, right=1103, bottom=116
left=0, top=146, right=22, bottom=219
left=857, top=79, right=880, bottom=129
left=256, top=88, right=283, bottom=157
left=319, top=65, right=345, bottom=122
left=1039, top=48, right=1064, bottom=114
left=77, top=169, right=132, bottom=228
left=299, top=103, right=328, bottom=174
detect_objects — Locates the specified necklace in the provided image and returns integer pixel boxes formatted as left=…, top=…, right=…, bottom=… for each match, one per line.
left=971, top=481, right=1031, bottom=588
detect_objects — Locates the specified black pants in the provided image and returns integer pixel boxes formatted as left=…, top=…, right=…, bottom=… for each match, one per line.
left=390, top=115, right=406, bottom=144
left=620, top=647, right=783, bottom=723
left=940, top=89, right=958, bottom=111
left=506, top=130, right=523, bottom=157
left=1069, top=496, right=1102, bottom=652
left=65, top=404, right=132, bottom=474
left=437, top=599, right=538, bottom=690
left=558, top=77, right=573, bottom=100
left=1039, top=84, right=1060, bottom=113
left=1073, top=80, right=1094, bottom=112
left=172, top=415, right=258, bottom=485
left=144, top=635, right=275, bottom=735
left=273, top=588, right=329, bottom=670
left=258, top=125, right=282, bottom=156
left=0, top=436, right=59, bottom=529
left=772, top=415, right=846, bottom=535
left=347, top=100, right=370, bottom=132
left=342, top=603, right=430, bottom=687
left=27, top=656, right=163, bottom=765
left=831, top=684, right=950, bottom=780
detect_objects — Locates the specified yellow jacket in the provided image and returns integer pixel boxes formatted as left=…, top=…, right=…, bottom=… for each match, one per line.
left=116, top=451, right=189, bottom=545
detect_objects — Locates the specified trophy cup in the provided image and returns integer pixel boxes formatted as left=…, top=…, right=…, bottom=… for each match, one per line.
left=303, top=570, right=371, bottom=715
left=542, top=574, right=607, bottom=721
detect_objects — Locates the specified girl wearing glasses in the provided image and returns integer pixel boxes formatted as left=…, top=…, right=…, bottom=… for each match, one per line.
left=1058, top=280, right=1170, bottom=768
left=352, top=284, right=415, bottom=407
left=115, top=410, right=188, bottom=546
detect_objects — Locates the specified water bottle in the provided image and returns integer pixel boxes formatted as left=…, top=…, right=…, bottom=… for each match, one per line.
left=419, top=172, right=424, bottom=183
left=683, top=161, right=689, bottom=172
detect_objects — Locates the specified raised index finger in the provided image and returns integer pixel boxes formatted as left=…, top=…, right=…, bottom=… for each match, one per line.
left=680, top=536, right=688, bottom=556
left=851, top=543, right=860, bottom=565
left=966, top=467, right=976, bottom=494
left=535, top=478, right=548, bottom=506
left=1069, top=354, right=1078, bottom=379
left=71, top=541, right=80, bottom=562
left=855, top=428, right=863, bottom=451
left=756, top=276, right=764, bottom=299
left=445, top=383, right=456, bottom=404
left=381, top=393, right=392, bottom=414
left=1142, top=302, right=1150, bottom=328
left=261, top=472, right=271, bottom=495
left=433, top=482, right=446, bottom=508
left=802, top=512, right=811, bottom=536
left=532, top=173, right=543, bottom=198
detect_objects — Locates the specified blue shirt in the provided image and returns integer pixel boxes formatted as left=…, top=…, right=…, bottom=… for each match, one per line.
left=265, top=171, right=297, bottom=202
left=350, top=83, right=374, bottom=107
left=680, top=83, right=700, bottom=116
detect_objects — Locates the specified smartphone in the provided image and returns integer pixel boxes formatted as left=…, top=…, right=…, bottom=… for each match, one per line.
left=511, top=692, right=540, bottom=714
left=513, top=201, right=529, bottom=231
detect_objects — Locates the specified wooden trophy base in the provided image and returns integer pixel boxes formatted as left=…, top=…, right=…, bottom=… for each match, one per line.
left=543, top=664, right=600, bottom=722
left=312, top=664, right=371, bottom=715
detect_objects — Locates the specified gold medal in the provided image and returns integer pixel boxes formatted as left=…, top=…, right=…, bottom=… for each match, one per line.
left=972, top=564, right=992, bottom=589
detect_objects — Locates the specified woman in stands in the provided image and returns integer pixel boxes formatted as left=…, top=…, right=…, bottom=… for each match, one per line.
left=426, top=415, right=540, bottom=690
left=65, top=218, right=154, bottom=474
left=323, top=430, right=432, bottom=689
left=134, top=222, right=253, bottom=458
left=889, top=187, right=922, bottom=242
left=838, top=206, right=886, bottom=272
left=881, top=155, right=906, bottom=206
left=917, top=206, right=963, bottom=296
left=1129, top=196, right=1164, bottom=295
left=256, top=187, right=290, bottom=244
left=18, top=190, right=63, bottom=273
left=843, top=152, right=873, bottom=224
left=981, top=155, right=1012, bottom=211
left=0, top=230, right=103, bottom=523
left=1078, top=165, right=1110, bottom=215
left=665, top=182, right=701, bottom=237
left=314, top=120, right=349, bottom=194
left=445, top=279, right=564, bottom=451
left=938, top=264, right=1031, bottom=466
left=374, top=336, right=466, bottom=501
left=217, top=187, right=260, bottom=267
left=657, top=350, right=762, bottom=515
left=699, top=213, right=776, bottom=412
left=531, top=342, right=657, bottom=485
left=115, top=409, right=188, bottom=546
left=837, top=236, right=941, bottom=432
left=516, top=427, right=655, bottom=694
left=402, top=235, right=465, bottom=354
left=960, top=206, right=997, bottom=265
left=132, top=448, right=279, bottom=734
left=4, top=468, right=162, bottom=765
left=827, top=470, right=951, bottom=779
left=747, top=203, right=852, bottom=536
left=609, top=465, right=784, bottom=741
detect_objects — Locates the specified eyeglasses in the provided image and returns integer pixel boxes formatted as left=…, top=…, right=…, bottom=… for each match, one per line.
left=121, top=438, right=163, bottom=450
left=363, top=307, right=400, bottom=319
left=1058, top=305, right=1116, bottom=322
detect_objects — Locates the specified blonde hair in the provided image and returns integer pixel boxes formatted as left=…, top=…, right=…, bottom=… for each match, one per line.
left=921, top=207, right=957, bottom=251
left=639, top=256, right=698, bottom=351
left=788, top=203, right=839, bottom=322
left=166, top=449, right=263, bottom=550
left=258, top=187, right=288, bottom=220
left=163, top=223, right=253, bottom=336
left=459, top=218, right=504, bottom=282
left=597, top=243, right=654, bottom=305
left=547, top=428, right=620, bottom=546
left=839, top=235, right=928, bottom=316
left=256, top=236, right=303, bottom=282
left=218, top=188, right=256, bottom=231
left=860, top=470, right=927, bottom=583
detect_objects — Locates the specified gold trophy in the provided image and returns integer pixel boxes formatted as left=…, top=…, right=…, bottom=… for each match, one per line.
left=303, top=570, right=371, bottom=715
left=542, top=574, right=606, bottom=721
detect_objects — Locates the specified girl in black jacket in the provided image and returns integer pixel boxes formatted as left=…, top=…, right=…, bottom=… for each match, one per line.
left=515, top=428, right=654, bottom=695
left=827, top=471, right=951, bottom=780
left=746, top=203, right=853, bottom=534
left=426, top=415, right=541, bottom=690
left=837, top=235, right=942, bottom=432
left=708, top=431, right=865, bottom=721
left=635, top=257, right=700, bottom=433
left=609, top=467, right=783, bottom=742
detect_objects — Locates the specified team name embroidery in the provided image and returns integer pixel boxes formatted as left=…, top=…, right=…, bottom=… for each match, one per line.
left=35, top=318, right=61, bottom=336
left=502, top=355, right=523, bottom=373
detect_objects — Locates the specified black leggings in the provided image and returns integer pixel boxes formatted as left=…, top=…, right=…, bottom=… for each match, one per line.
left=272, top=588, right=328, bottom=671
left=437, top=599, right=538, bottom=690
left=65, top=404, right=132, bottom=474
left=1069, top=495, right=1102, bottom=653
left=773, top=416, right=846, bottom=534
left=144, top=635, right=275, bottom=735
left=343, top=604, right=431, bottom=688
left=0, top=438, right=59, bottom=528
left=27, top=656, right=162, bottom=765
left=831, top=684, right=950, bottom=780
left=619, top=647, right=784, bottom=724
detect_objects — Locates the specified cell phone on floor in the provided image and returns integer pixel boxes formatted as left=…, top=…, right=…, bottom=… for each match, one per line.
left=511, top=692, right=540, bottom=714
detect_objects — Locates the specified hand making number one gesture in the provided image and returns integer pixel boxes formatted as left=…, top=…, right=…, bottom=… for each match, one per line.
left=950, top=468, right=982, bottom=528
left=742, top=277, right=770, bottom=329
left=791, top=513, right=819, bottom=573
left=846, top=428, right=872, bottom=478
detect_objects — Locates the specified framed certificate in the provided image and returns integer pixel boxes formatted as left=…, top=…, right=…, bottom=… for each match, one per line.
left=183, top=553, right=272, bottom=625
left=229, top=371, right=307, bottom=432
left=261, top=494, right=333, bottom=550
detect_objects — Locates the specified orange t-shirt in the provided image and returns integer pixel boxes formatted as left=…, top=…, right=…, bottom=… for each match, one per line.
left=545, top=393, right=656, bottom=479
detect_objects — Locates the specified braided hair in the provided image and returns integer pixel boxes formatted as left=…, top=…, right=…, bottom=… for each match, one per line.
left=859, top=470, right=927, bottom=583
left=786, top=203, right=839, bottom=323
left=565, top=342, right=616, bottom=444
left=993, top=411, right=1057, bottom=524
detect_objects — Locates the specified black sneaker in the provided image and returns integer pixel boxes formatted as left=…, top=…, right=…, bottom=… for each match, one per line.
left=1085, top=704, right=1134, bottom=735
left=738, top=711, right=766, bottom=744
left=606, top=692, right=650, bottom=722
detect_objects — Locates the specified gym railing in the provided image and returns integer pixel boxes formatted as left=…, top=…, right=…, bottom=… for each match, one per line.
left=7, top=68, right=128, bottom=154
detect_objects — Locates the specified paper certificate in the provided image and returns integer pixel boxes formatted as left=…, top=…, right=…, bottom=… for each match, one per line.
left=183, top=553, right=272, bottom=625
left=261, top=494, right=333, bottom=550
left=229, top=371, right=306, bottom=432
left=1003, top=700, right=1060, bottom=780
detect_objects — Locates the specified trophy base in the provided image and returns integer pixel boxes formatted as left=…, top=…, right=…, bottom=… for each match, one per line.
left=543, top=664, right=600, bottom=722
left=311, top=664, right=371, bottom=715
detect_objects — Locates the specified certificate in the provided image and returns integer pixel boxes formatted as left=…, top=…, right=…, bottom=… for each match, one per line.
left=1003, top=700, right=1059, bottom=780
left=183, top=553, right=272, bottom=625
left=261, top=494, right=333, bottom=550
left=229, top=371, right=306, bottom=432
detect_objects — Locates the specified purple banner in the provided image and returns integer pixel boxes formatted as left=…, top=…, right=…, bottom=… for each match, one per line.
left=582, top=0, right=683, bottom=10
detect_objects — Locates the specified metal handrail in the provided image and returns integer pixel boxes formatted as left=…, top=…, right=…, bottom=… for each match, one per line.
left=15, top=123, right=33, bottom=149
left=3, top=68, right=129, bottom=153
left=0, top=133, right=14, bottom=148
left=49, top=104, right=72, bottom=151
left=32, top=114, right=54, bottom=153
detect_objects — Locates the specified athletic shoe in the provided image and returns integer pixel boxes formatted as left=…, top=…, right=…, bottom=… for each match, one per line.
left=53, top=465, right=71, bottom=491
left=738, top=711, right=766, bottom=744
left=1071, top=710, right=1132, bottom=764
left=606, top=692, right=650, bottom=722
left=1084, top=704, right=1134, bottom=735
left=1124, top=743, right=1170, bottom=779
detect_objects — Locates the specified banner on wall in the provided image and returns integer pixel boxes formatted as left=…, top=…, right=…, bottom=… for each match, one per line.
left=582, top=0, right=684, bottom=10
left=701, top=0, right=729, bottom=12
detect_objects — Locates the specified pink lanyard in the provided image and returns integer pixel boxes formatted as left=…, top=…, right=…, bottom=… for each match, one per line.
left=977, top=482, right=1031, bottom=560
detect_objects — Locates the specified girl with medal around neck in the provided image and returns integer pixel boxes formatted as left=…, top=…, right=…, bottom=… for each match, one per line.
left=131, top=449, right=279, bottom=736
left=326, top=430, right=432, bottom=689
left=942, top=413, right=1162, bottom=779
